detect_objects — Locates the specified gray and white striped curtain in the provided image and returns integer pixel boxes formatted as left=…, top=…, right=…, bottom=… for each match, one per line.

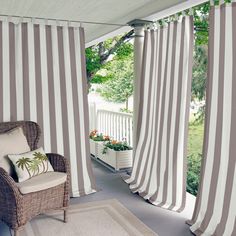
left=0, top=18, right=96, bottom=197
left=188, top=2, right=236, bottom=235
left=126, top=16, right=193, bottom=211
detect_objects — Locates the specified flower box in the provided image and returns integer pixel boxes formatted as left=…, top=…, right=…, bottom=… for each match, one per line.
left=89, top=139, right=97, bottom=156
left=89, top=130, right=110, bottom=158
left=89, top=139, right=104, bottom=158
left=97, top=143, right=133, bottom=171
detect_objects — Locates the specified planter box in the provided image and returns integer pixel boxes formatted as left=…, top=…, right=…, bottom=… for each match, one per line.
left=90, top=139, right=97, bottom=156
left=97, top=143, right=133, bottom=171
left=89, top=140, right=103, bottom=157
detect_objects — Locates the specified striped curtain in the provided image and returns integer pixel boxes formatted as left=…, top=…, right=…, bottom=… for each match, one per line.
left=125, top=16, right=193, bottom=212
left=188, top=2, right=236, bottom=235
left=0, top=18, right=96, bottom=197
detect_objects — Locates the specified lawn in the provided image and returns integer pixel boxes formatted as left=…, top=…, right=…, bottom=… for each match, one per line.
left=188, top=122, right=204, bottom=156
left=186, top=121, right=204, bottom=196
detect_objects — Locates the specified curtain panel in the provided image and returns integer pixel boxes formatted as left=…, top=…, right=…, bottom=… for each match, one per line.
left=188, top=2, right=236, bottom=235
left=126, top=16, right=193, bottom=212
left=0, top=20, right=96, bottom=197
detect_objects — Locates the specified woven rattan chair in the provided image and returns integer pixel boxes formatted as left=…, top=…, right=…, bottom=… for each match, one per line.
left=0, top=121, right=70, bottom=236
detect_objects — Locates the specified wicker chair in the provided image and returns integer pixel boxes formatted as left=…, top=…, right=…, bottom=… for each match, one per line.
left=0, top=121, right=70, bottom=236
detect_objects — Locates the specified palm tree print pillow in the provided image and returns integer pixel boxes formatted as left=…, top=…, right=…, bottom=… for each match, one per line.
left=8, top=147, right=54, bottom=182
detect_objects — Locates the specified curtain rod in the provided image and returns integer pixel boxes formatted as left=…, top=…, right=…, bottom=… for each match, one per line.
left=0, top=14, right=127, bottom=27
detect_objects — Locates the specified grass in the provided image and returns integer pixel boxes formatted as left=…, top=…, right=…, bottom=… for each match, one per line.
left=186, top=121, right=204, bottom=196
left=187, top=122, right=204, bottom=156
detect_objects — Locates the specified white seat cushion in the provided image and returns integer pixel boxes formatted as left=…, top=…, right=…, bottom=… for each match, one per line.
left=16, top=172, right=67, bottom=194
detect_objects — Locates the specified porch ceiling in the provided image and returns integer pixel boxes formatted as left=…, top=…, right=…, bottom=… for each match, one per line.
left=0, top=0, right=185, bottom=45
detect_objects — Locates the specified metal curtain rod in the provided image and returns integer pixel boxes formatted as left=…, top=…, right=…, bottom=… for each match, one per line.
left=0, top=13, right=127, bottom=27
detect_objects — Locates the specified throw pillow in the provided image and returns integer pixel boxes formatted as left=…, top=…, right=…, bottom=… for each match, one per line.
left=8, top=147, right=54, bottom=182
left=0, top=127, right=30, bottom=175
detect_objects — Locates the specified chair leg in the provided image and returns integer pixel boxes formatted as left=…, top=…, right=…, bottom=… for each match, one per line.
left=64, top=209, right=68, bottom=223
left=14, top=229, right=19, bottom=236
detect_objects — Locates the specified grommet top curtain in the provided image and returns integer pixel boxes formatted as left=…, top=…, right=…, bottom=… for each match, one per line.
left=125, top=16, right=193, bottom=212
left=0, top=18, right=96, bottom=197
left=188, top=1, right=236, bottom=235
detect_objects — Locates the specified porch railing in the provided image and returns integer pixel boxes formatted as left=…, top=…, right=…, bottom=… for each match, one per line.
left=88, top=103, right=133, bottom=147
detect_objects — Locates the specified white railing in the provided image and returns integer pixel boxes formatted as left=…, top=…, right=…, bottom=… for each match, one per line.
left=88, top=102, right=97, bottom=131
left=88, top=103, right=133, bottom=147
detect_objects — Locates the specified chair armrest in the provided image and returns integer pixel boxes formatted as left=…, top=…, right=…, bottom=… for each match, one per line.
left=46, top=153, right=70, bottom=204
left=46, top=153, right=70, bottom=174
left=0, top=167, right=22, bottom=228
left=0, top=167, right=21, bottom=199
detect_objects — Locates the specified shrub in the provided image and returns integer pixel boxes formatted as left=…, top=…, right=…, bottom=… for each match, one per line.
left=187, top=153, right=202, bottom=196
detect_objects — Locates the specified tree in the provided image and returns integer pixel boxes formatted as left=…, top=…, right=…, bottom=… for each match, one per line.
left=191, top=2, right=209, bottom=103
left=86, top=31, right=134, bottom=82
left=98, top=52, right=134, bottom=110
left=192, top=45, right=208, bottom=101
left=193, top=2, right=210, bottom=46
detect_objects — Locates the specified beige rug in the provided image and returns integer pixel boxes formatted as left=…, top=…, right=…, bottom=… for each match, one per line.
left=19, top=199, right=158, bottom=236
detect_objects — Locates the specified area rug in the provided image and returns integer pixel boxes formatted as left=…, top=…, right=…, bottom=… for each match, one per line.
left=19, top=199, right=158, bottom=236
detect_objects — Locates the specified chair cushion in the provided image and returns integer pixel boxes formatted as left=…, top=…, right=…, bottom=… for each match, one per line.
left=0, top=127, right=30, bottom=175
left=16, top=172, right=67, bottom=194
left=8, top=147, right=54, bottom=182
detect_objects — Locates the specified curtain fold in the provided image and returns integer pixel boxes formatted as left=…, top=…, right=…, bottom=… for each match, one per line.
left=188, top=2, right=236, bottom=235
left=0, top=19, right=96, bottom=197
left=126, top=16, right=193, bottom=212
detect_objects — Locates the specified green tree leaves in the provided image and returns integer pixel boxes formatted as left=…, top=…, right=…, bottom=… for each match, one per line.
left=98, top=54, right=134, bottom=110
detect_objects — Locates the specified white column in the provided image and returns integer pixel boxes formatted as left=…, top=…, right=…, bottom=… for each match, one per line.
left=128, top=20, right=150, bottom=155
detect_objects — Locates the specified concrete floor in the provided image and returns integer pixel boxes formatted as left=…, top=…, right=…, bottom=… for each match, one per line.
left=0, top=159, right=195, bottom=236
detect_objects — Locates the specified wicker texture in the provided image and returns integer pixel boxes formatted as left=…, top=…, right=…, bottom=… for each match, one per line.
left=0, top=121, right=70, bottom=233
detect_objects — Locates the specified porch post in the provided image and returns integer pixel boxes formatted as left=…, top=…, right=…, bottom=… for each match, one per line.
left=127, top=20, right=150, bottom=154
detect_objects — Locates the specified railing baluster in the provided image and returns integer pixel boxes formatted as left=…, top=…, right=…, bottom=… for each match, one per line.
left=116, top=114, right=119, bottom=141
left=88, top=105, right=133, bottom=146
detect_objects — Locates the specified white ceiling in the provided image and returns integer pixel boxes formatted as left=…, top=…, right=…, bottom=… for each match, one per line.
left=0, top=0, right=186, bottom=45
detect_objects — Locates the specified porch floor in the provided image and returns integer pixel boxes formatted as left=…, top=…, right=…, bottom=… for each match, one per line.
left=74, top=159, right=195, bottom=236
left=0, top=159, right=195, bottom=236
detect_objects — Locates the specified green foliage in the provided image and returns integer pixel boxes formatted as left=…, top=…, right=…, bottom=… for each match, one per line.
left=116, top=43, right=133, bottom=59
left=120, top=108, right=133, bottom=113
left=90, top=130, right=110, bottom=141
left=188, top=122, right=204, bottom=154
left=91, top=74, right=112, bottom=84
left=85, top=47, right=101, bottom=74
left=91, top=134, right=109, bottom=141
left=103, top=140, right=132, bottom=154
left=192, top=45, right=208, bottom=101
left=191, top=2, right=209, bottom=124
left=191, top=3, right=209, bottom=107
left=187, top=6, right=208, bottom=194
left=187, top=122, right=204, bottom=196
left=193, top=2, right=210, bottom=46
left=86, top=34, right=133, bottom=82
left=98, top=54, right=134, bottom=109
left=187, top=153, right=202, bottom=196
